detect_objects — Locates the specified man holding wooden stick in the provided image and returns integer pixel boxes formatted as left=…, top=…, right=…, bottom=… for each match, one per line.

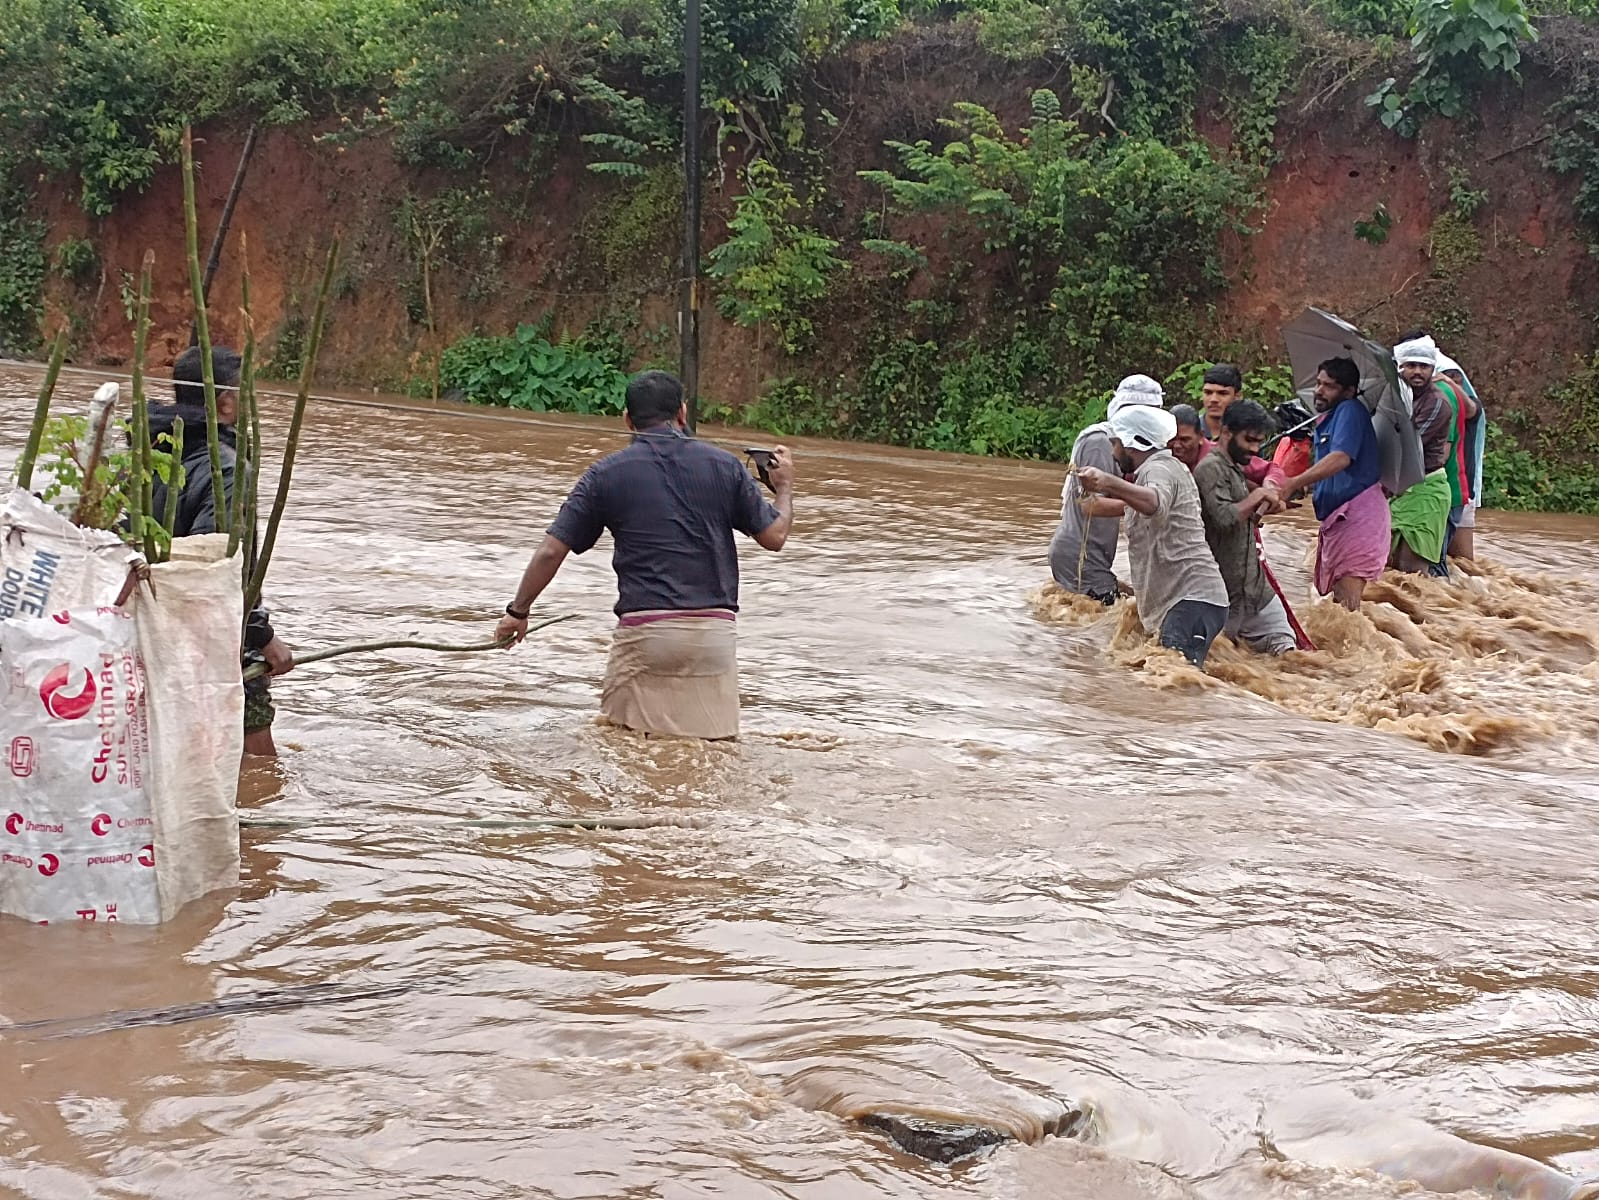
left=149, top=345, right=294, bottom=756
left=495, top=371, right=794, bottom=739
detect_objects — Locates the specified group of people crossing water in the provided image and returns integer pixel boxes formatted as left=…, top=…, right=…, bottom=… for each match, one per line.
left=1051, top=338, right=1485, bottom=669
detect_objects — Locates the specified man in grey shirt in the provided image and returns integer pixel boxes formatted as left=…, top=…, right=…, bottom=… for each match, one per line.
left=1077, top=405, right=1230, bottom=668
left=1047, top=375, right=1165, bottom=602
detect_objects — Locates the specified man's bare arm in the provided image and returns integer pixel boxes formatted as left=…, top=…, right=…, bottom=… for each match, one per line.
left=755, top=446, right=795, bottom=551
left=1078, top=467, right=1159, bottom=517
left=496, top=535, right=572, bottom=644
left=1282, top=450, right=1350, bottom=498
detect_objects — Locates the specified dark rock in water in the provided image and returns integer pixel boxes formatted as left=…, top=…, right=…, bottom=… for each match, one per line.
left=858, top=1101, right=1088, bottom=1166
left=857, top=1113, right=1010, bottom=1164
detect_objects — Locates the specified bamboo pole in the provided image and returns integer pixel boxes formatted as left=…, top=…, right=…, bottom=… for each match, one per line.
left=198, top=123, right=258, bottom=309
left=181, top=126, right=229, bottom=537
left=15, top=330, right=68, bottom=492
left=227, top=235, right=256, bottom=558
left=130, top=251, right=157, bottom=560
left=238, top=616, right=575, bottom=681
left=245, top=236, right=340, bottom=615
left=161, top=417, right=185, bottom=536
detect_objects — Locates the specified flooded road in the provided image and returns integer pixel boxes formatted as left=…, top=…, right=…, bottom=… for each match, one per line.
left=2, top=366, right=1597, bottom=1199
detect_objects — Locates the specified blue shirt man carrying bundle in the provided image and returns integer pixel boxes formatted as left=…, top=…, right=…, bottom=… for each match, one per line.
left=496, top=371, right=794, bottom=739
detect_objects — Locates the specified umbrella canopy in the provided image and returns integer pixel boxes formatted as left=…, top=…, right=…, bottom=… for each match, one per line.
left=1282, top=307, right=1425, bottom=497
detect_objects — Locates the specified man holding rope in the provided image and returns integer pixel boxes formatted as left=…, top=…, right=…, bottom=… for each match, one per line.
left=495, top=371, right=794, bottom=739
left=148, top=345, right=294, bottom=757
left=1193, top=400, right=1299, bottom=655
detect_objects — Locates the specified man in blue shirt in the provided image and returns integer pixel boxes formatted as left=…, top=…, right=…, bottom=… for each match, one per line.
left=495, top=371, right=794, bottom=738
left=1281, top=357, right=1390, bottom=612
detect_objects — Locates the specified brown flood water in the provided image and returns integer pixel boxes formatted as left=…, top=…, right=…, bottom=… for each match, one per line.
left=2, top=366, right=1597, bottom=1200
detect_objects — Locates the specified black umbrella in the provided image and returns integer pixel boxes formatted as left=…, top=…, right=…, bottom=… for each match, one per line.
left=1282, top=307, right=1424, bottom=496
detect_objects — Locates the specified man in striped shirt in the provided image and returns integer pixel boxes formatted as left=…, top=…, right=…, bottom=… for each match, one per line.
left=496, top=371, right=794, bottom=738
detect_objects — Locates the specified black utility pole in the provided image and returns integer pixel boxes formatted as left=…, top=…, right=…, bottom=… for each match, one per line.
left=680, top=0, right=702, bottom=432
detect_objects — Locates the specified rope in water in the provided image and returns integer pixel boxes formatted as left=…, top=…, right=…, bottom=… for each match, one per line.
left=240, top=614, right=578, bottom=681
left=240, top=813, right=707, bottom=831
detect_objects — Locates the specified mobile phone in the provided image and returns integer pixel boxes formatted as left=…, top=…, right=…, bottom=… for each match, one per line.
left=744, top=447, right=777, bottom=491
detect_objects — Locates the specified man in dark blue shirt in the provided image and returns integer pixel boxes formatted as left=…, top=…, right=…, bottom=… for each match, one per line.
left=496, top=371, right=794, bottom=738
left=1281, top=356, right=1389, bottom=611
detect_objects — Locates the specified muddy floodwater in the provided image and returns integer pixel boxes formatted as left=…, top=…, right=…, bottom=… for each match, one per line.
left=2, top=366, right=1597, bottom=1199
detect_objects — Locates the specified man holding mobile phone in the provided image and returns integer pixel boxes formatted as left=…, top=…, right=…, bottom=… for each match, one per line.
left=495, top=371, right=794, bottom=739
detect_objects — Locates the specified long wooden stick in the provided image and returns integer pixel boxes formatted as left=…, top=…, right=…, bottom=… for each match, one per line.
left=198, top=122, right=258, bottom=309
left=245, top=236, right=340, bottom=615
left=15, top=330, right=68, bottom=492
left=228, top=234, right=257, bottom=559
left=239, top=616, right=576, bottom=681
left=130, top=251, right=157, bottom=560
left=181, top=126, right=228, bottom=536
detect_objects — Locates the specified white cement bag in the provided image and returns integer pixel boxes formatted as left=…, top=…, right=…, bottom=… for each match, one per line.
left=135, top=533, right=243, bottom=918
left=0, top=606, right=158, bottom=923
left=0, top=488, right=140, bottom=622
left=0, top=533, right=242, bottom=924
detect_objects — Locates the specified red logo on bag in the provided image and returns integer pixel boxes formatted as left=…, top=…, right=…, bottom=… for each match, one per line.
left=4, top=812, right=21, bottom=836
left=39, top=664, right=96, bottom=721
left=51, top=612, right=71, bottom=625
left=137, top=844, right=154, bottom=868
left=37, top=854, right=59, bottom=877
left=91, top=813, right=113, bottom=836
left=8, top=738, right=34, bottom=778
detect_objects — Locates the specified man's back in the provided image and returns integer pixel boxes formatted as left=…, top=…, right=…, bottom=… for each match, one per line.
left=146, top=405, right=237, bottom=538
left=549, top=432, right=778, bottom=616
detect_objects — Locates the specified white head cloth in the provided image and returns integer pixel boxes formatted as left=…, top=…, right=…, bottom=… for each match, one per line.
left=1435, top=351, right=1464, bottom=375
left=1393, top=336, right=1438, bottom=368
left=1110, top=404, right=1178, bottom=453
left=1107, top=374, right=1165, bottom=418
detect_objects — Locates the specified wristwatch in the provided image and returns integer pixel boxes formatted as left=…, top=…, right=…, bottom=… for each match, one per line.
left=505, top=602, right=530, bottom=621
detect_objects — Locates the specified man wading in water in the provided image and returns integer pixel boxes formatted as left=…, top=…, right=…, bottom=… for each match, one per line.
left=147, top=346, right=295, bottom=757
left=495, top=370, right=794, bottom=739
left=1046, top=374, right=1164, bottom=603
left=1077, top=404, right=1231, bottom=668
left=1280, top=357, right=1389, bottom=612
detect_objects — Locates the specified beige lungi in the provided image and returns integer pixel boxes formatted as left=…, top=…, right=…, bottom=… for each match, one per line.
left=600, top=611, right=739, bottom=739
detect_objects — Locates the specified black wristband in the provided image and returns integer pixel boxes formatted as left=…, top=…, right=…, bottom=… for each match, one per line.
left=505, top=602, right=530, bottom=621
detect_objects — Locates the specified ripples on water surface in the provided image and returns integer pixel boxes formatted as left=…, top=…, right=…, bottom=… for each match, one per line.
left=1, top=368, right=1597, bottom=1199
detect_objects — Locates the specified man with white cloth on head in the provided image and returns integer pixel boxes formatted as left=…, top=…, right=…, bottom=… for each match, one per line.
left=1077, top=405, right=1232, bottom=668
left=1047, top=374, right=1164, bottom=603
left=1388, top=336, right=1458, bottom=576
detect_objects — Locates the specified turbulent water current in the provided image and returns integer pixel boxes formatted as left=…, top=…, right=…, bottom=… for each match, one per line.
left=1, top=366, right=1596, bottom=1199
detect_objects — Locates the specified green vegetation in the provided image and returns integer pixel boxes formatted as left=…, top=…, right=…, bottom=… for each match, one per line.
left=1366, top=0, right=1536, bottom=137
left=53, top=236, right=99, bottom=287
left=706, top=159, right=845, bottom=355
left=438, top=321, right=629, bottom=414
left=4, top=0, right=1599, bottom=510
left=0, top=193, right=46, bottom=354
left=1482, top=423, right=1599, bottom=514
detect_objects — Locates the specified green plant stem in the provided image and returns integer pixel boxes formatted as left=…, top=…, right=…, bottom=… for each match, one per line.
left=181, top=126, right=228, bottom=537
left=130, top=251, right=156, bottom=560
left=161, top=418, right=185, bottom=538
left=246, top=237, right=340, bottom=615
left=15, top=330, right=68, bottom=492
left=239, top=618, right=574, bottom=681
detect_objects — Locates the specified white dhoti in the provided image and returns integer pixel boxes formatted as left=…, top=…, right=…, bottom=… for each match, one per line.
left=600, top=610, right=739, bottom=739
